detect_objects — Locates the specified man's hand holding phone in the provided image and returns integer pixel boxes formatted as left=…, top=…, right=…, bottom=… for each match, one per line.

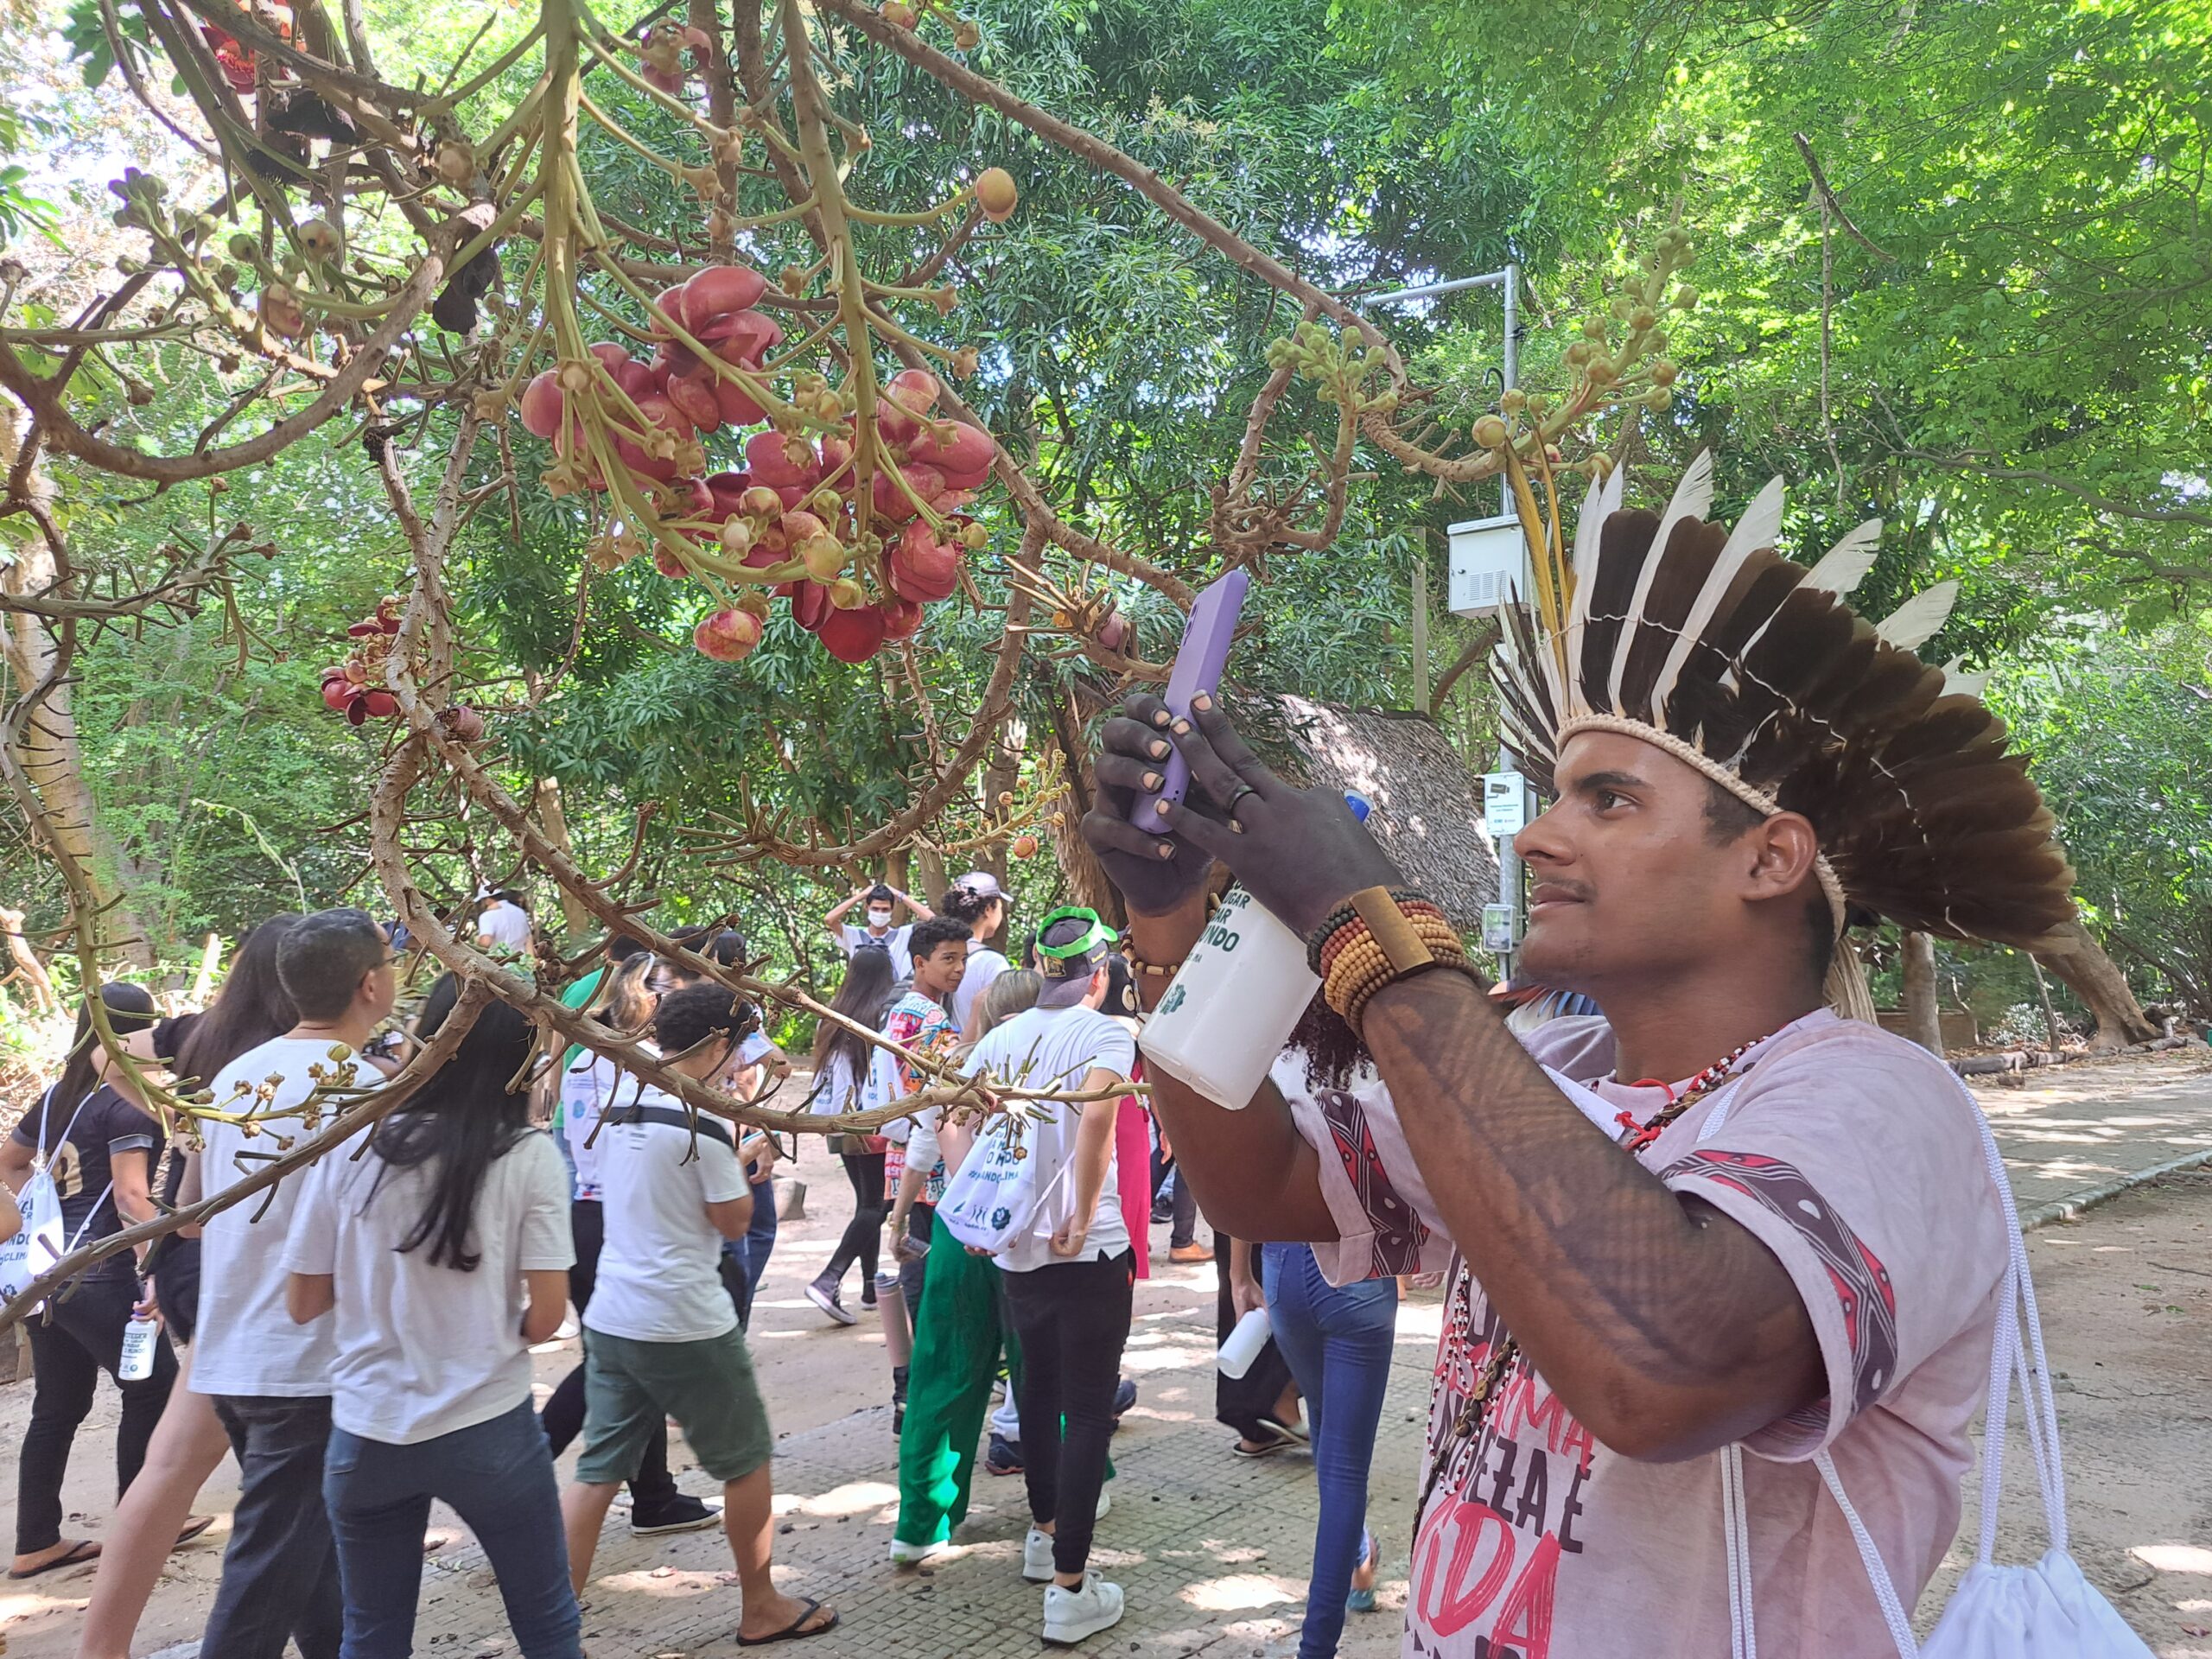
left=1079, top=569, right=1399, bottom=936
left=1084, top=690, right=1401, bottom=939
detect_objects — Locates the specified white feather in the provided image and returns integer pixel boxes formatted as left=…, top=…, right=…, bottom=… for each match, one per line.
left=1605, top=449, right=1712, bottom=710
left=1560, top=461, right=1625, bottom=721
left=1941, top=656, right=1991, bottom=699
left=1875, top=579, right=1958, bottom=652
left=1802, top=518, right=1883, bottom=595
left=1567, top=466, right=1607, bottom=585
left=1643, top=475, right=1786, bottom=728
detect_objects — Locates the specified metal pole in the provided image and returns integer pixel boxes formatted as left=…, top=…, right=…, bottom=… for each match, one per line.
left=1356, top=270, right=1513, bottom=306
left=1355, top=262, right=1529, bottom=980
left=1496, top=262, right=1522, bottom=984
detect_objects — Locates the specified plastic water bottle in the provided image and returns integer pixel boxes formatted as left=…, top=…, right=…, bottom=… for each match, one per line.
left=1217, top=1306, right=1273, bottom=1378
left=118, top=1313, right=159, bottom=1382
left=1140, top=794, right=1371, bottom=1109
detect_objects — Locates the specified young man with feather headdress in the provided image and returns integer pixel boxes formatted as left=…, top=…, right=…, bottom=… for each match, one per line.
left=1080, top=454, right=2076, bottom=1658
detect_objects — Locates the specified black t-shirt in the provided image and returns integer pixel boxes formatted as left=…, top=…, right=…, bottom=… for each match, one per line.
left=10, top=1084, right=165, bottom=1277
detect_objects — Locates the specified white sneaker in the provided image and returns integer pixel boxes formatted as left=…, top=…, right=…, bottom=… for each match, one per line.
left=1022, top=1526, right=1056, bottom=1583
left=887, top=1535, right=947, bottom=1567
left=1043, top=1573, right=1124, bottom=1645
left=1094, top=1484, right=1111, bottom=1521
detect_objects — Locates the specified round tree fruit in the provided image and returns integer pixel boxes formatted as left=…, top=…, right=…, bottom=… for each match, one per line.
left=694, top=607, right=764, bottom=662
left=975, top=168, right=1019, bottom=223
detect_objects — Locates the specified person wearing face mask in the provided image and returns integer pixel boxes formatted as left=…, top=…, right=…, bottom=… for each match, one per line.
left=823, top=881, right=934, bottom=980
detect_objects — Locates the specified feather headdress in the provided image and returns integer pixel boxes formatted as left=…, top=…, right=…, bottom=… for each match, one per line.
left=1489, top=450, right=2075, bottom=969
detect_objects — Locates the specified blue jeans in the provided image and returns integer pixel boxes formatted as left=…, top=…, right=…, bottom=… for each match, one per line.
left=723, top=1175, right=779, bottom=1319
left=1262, top=1242, right=1398, bottom=1659
left=323, top=1400, right=583, bottom=1659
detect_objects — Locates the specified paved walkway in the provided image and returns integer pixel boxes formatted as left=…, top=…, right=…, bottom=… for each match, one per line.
left=1973, top=1047, right=2212, bottom=1217
left=4, top=1046, right=2208, bottom=1657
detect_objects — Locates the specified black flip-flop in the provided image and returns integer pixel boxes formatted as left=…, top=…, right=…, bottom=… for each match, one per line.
left=174, top=1515, right=216, bottom=1550
left=1230, top=1422, right=1298, bottom=1459
left=736, top=1597, right=840, bottom=1646
left=9, top=1539, right=102, bottom=1580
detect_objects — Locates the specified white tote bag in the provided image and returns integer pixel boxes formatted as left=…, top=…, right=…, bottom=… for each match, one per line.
left=937, top=1116, right=1074, bottom=1255
left=0, top=1087, right=107, bottom=1314
left=1725, top=1077, right=2154, bottom=1659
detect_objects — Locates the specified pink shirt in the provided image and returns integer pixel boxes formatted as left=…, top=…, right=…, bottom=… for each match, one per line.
left=1115, top=1076, right=1151, bottom=1281
left=1285, top=1011, right=2006, bottom=1659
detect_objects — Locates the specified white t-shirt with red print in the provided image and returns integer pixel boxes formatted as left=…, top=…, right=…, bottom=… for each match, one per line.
left=1283, top=1011, right=2007, bottom=1659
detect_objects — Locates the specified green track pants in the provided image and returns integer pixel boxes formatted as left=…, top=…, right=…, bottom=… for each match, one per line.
left=893, top=1211, right=1016, bottom=1547
left=892, top=1211, right=1118, bottom=1547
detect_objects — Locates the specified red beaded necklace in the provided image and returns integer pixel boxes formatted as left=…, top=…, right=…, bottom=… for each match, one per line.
left=1611, top=1033, right=1769, bottom=1153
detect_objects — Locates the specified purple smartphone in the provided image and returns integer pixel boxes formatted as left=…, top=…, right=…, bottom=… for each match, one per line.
left=1131, top=569, right=1249, bottom=834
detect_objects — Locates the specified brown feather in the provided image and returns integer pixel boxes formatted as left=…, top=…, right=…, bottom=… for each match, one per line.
left=1616, top=518, right=1729, bottom=727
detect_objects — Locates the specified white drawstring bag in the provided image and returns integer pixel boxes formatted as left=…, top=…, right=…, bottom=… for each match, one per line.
left=937, top=1117, right=1074, bottom=1255
left=0, top=1086, right=111, bottom=1314
left=1726, top=1075, right=2155, bottom=1659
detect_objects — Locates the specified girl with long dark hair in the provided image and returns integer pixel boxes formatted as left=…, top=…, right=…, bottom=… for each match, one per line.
left=280, top=974, right=582, bottom=1658
left=803, top=945, right=901, bottom=1325
left=75, top=918, right=299, bottom=1657
left=3, top=982, right=168, bottom=1580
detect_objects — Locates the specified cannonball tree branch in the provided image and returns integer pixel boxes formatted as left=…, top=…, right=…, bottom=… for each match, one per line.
left=812, top=0, right=1402, bottom=377
left=0, top=202, right=494, bottom=483
left=365, top=413, right=1078, bottom=1114
left=0, top=982, right=493, bottom=1337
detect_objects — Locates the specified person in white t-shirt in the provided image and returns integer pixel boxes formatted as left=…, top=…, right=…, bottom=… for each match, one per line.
left=561, top=985, right=837, bottom=1647
left=941, top=870, right=1013, bottom=1034
left=823, top=880, right=935, bottom=980
left=283, top=976, right=581, bottom=1659
left=957, top=907, right=1137, bottom=1647
left=475, top=889, right=532, bottom=955
left=541, top=950, right=721, bottom=1536
left=185, top=906, right=395, bottom=1659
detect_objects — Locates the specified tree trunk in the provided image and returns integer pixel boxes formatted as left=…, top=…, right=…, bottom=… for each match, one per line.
left=1898, top=929, right=1944, bottom=1055
left=189, top=931, right=224, bottom=1005
left=2029, top=955, right=2062, bottom=1051
left=1045, top=690, right=1123, bottom=929
left=0, top=414, right=156, bottom=969
left=912, top=846, right=948, bottom=911
left=2035, top=916, right=2157, bottom=1050
left=0, top=903, right=58, bottom=1013
left=976, top=723, right=1020, bottom=950
left=530, top=776, right=594, bottom=941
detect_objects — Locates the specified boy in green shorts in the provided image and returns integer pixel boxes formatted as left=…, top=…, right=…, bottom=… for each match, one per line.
left=559, top=985, right=837, bottom=1648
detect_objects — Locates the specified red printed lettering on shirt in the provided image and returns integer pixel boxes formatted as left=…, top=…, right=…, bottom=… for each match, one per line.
left=1417, top=1495, right=1518, bottom=1636
left=1414, top=1492, right=1561, bottom=1656
left=1487, top=1530, right=1560, bottom=1656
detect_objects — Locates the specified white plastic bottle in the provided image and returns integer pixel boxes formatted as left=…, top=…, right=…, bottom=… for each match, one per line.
left=1140, top=795, right=1370, bottom=1109
left=118, top=1313, right=160, bottom=1382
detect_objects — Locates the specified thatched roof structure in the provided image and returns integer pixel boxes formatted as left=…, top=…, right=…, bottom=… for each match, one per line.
left=1245, top=696, right=1501, bottom=932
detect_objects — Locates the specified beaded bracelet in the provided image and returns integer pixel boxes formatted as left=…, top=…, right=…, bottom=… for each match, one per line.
left=1306, top=889, right=1453, bottom=976
left=1306, top=886, right=1482, bottom=1034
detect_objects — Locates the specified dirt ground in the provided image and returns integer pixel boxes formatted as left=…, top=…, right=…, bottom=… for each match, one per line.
left=0, top=1156, right=2207, bottom=1656
left=1959, top=1168, right=2212, bottom=1653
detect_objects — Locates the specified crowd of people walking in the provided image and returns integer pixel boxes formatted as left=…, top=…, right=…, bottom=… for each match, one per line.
left=2, top=873, right=1401, bottom=1657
